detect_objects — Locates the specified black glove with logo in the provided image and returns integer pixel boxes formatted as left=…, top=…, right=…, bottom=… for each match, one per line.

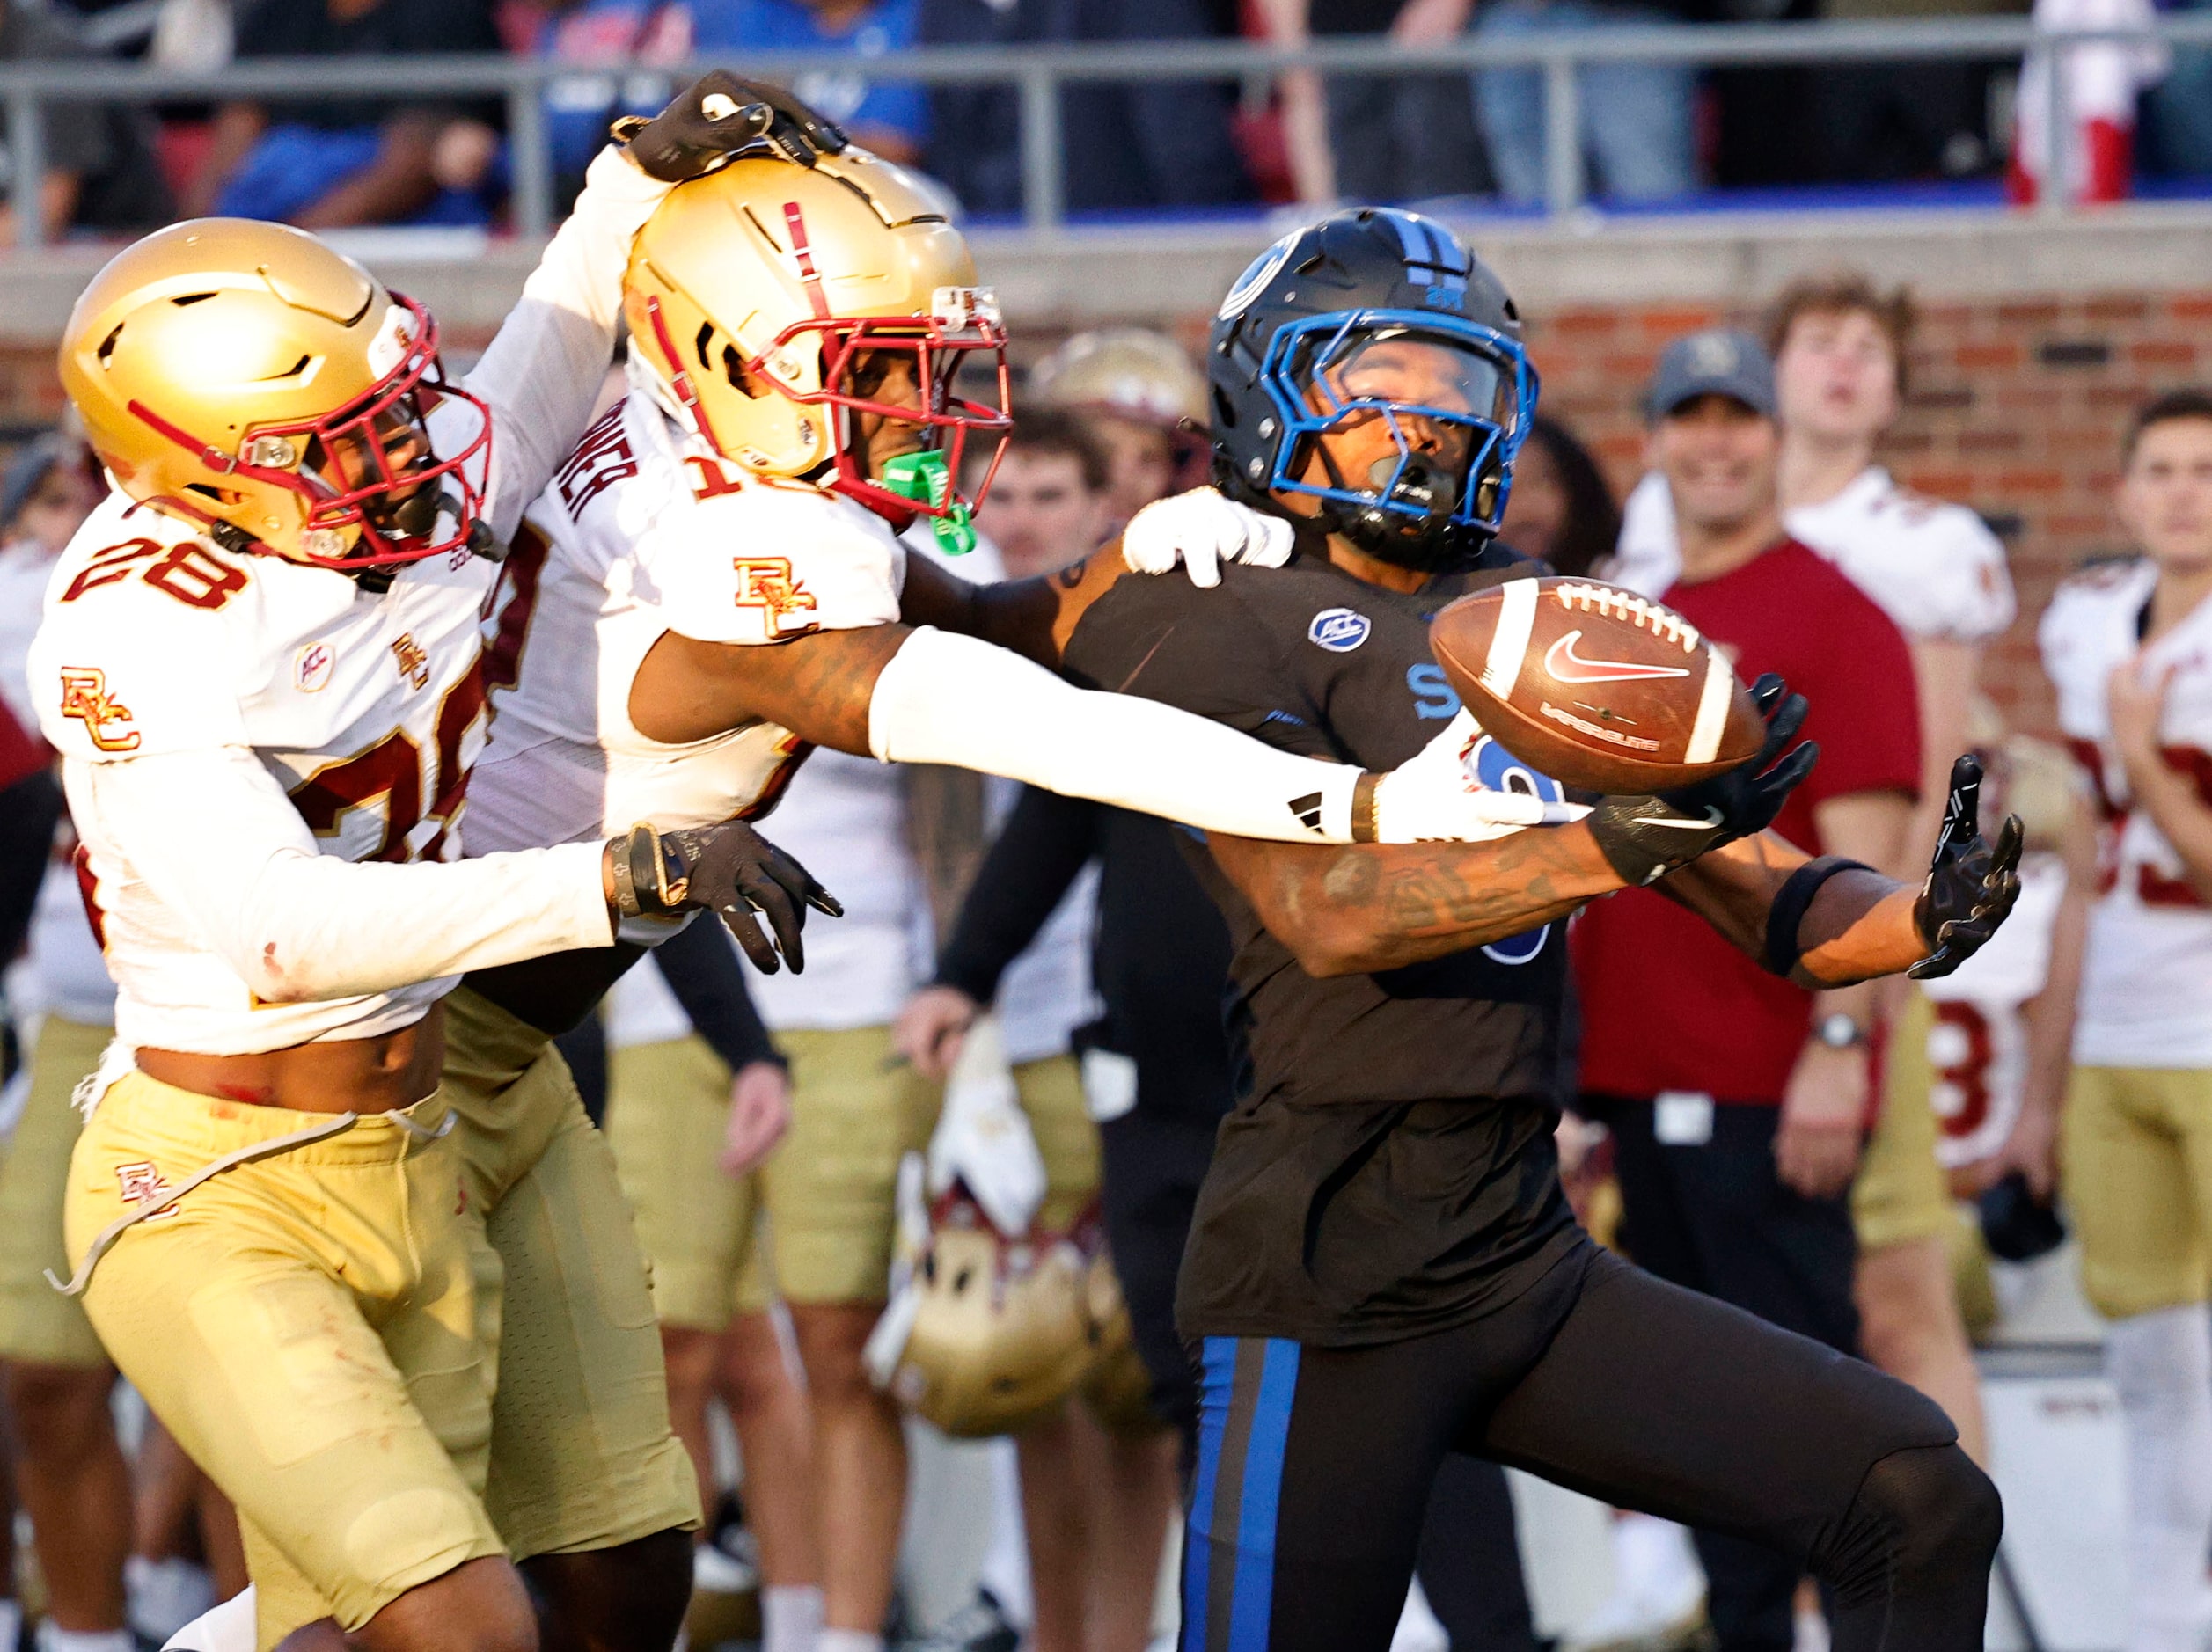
left=1908, top=755, right=2025, bottom=979
left=606, top=818, right=843, bottom=974
left=614, top=70, right=849, bottom=180
left=1587, top=674, right=1820, bottom=887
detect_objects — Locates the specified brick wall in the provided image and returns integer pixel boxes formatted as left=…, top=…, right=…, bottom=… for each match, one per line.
left=10, top=287, right=2209, bottom=737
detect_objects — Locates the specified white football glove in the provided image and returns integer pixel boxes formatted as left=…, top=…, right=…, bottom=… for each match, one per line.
left=1369, top=710, right=1592, bottom=844
left=163, top=1586, right=257, bottom=1652
left=1120, top=486, right=1294, bottom=588
left=861, top=1151, right=931, bottom=1389
left=924, top=1013, right=1047, bottom=1239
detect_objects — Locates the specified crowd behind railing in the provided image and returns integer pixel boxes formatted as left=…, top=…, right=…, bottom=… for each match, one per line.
left=6, top=0, right=2212, bottom=249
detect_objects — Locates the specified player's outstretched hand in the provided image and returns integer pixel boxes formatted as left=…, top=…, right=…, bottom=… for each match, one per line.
left=615, top=70, right=849, bottom=180
left=1908, top=754, right=2024, bottom=980
left=1367, top=708, right=1592, bottom=842
left=1586, top=674, right=1820, bottom=886
left=1120, top=486, right=1293, bottom=588
left=606, top=818, right=844, bottom=973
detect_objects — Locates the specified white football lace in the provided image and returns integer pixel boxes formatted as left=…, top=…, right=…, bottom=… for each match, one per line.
left=1556, top=582, right=1702, bottom=654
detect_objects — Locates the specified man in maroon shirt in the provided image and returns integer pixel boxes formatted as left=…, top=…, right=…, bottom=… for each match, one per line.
left=1574, top=331, right=1922, bottom=1652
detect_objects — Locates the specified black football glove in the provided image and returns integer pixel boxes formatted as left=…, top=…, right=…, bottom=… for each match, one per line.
left=606, top=818, right=844, bottom=974
left=1907, top=755, right=2025, bottom=980
left=1586, top=674, right=1821, bottom=887
left=612, top=70, right=849, bottom=181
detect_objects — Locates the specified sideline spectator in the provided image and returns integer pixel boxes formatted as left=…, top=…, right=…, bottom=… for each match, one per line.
left=1473, top=0, right=1696, bottom=204
left=701, top=0, right=927, bottom=165
left=0, top=3, right=171, bottom=241
left=1028, top=329, right=1210, bottom=527
left=2038, top=391, right=2212, bottom=1652
left=1255, top=0, right=1491, bottom=204
left=918, top=0, right=1252, bottom=216
left=1574, top=331, right=1921, bottom=1652
left=1498, top=414, right=1620, bottom=577
left=184, top=0, right=503, bottom=229
left=1615, top=277, right=2014, bottom=1464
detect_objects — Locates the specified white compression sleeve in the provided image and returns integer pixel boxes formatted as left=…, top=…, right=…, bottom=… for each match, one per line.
left=463, top=146, right=672, bottom=538
left=80, top=749, right=614, bottom=1004
left=867, top=627, right=1360, bottom=844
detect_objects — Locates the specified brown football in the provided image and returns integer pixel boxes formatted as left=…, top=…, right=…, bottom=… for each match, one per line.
left=1430, top=576, right=1765, bottom=793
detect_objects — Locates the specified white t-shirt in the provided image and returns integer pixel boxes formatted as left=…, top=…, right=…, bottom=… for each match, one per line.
left=1613, top=467, right=2017, bottom=642
left=2040, top=558, right=2212, bottom=1067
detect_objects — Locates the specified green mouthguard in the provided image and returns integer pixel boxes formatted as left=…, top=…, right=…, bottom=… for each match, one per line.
left=878, top=450, right=976, bottom=557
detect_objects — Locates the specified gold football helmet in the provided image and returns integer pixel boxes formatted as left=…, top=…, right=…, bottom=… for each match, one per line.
left=1077, top=1247, right=1163, bottom=1434
left=623, top=147, right=1011, bottom=530
left=1030, top=327, right=1208, bottom=430
left=58, top=218, right=490, bottom=571
left=885, top=1191, right=1096, bottom=1439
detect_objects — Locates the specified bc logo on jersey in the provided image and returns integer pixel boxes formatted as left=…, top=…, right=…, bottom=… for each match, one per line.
left=1467, top=734, right=1563, bottom=966
left=59, top=667, right=140, bottom=753
left=1308, top=608, right=1371, bottom=653
left=733, top=558, right=821, bottom=640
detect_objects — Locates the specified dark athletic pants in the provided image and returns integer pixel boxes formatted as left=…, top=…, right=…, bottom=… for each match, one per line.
left=1105, top=1107, right=1542, bottom=1652
left=1182, top=1244, right=1998, bottom=1652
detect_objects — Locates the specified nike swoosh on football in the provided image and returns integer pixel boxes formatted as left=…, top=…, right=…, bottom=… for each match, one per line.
left=1543, top=629, right=1693, bottom=685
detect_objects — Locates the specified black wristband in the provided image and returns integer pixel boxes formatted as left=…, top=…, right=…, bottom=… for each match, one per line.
left=1762, top=856, right=1874, bottom=978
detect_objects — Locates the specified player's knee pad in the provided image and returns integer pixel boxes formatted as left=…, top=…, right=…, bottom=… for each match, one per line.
left=1818, top=1443, right=2002, bottom=1612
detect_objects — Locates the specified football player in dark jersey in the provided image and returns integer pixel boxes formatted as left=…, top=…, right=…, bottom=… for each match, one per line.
left=1060, top=207, right=2022, bottom=1652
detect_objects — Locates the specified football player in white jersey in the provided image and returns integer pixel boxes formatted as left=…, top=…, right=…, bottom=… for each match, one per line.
left=2038, top=390, right=2212, bottom=1652
left=28, top=79, right=853, bottom=1652
left=458, top=136, right=1611, bottom=1652
left=1616, top=279, right=2015, bottom=1467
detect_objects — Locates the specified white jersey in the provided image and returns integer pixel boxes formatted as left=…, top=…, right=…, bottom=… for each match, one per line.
left=1611, top=467, right=2016, bottom=642
left=0, top=537, right=114, bottom=1027
left=24, top=149, right=672, bottom=1057
left=468, top=378, right=908, bottom=856
left=2040, top=558, right=2212, bottom=1067
left=1917, top=852, right=2066, bottom=1171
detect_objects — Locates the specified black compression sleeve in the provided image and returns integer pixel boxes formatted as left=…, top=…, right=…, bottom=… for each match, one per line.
left=1762, top=856, right=1874, bottom=978
left=656, top=916, right=783, bottom=1072
left=0, top=771, right=61, bottom=971
left=933, top=786, right=1101, bottom=1004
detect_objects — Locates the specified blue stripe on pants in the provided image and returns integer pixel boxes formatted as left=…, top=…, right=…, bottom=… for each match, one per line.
left=1183, top=1336, right=1302, bottom=1652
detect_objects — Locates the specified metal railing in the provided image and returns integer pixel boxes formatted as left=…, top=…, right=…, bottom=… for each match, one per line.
left=7, top=18, right=2212, bottom=252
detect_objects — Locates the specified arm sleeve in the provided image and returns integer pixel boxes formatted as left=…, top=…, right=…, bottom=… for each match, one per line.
left=653, top=915, right=783, bottom=1071
left=77, top=748, right=614, bottom=1002
left=932, top=786, right=1100, bottom=1005
left=462, top=146, right=673, bottom=540
left=867, top=626, right=1361, bottom=844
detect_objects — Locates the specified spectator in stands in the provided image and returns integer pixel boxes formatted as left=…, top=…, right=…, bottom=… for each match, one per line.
left=511, top=0, right=696, bottom=207
left=1028, top=328, right=1210, bottom=530
left=1573, top=330, right=1921, bottom=1652
left=0, top=3, right=171, bottom=241
left=183, top=0, right=503, bottom=229
left=1253, top=0, right=1491, bottom=204
left=918, top=0, right=1252, bottom=216
left=1472, top=0, right=1696, bottom=204
left=1615, top=276, right=2015, bottom=1466
left=699, top=0, right=927, bottom=164
left=1498, top=414, right=1621, bottom=577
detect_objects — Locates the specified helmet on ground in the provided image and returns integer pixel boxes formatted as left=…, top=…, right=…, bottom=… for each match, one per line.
left=58, top=218, right=491, bottom=571
left=885, top=1189, right=1095, bottom=1438
left=623, top=146, right=1012, bottom=536
left=1030, top=328, right=1207, bottom=431
left=1076, top=1247, right=1161, bottom=1434
left=1206, top=207, right=1537, bottom=570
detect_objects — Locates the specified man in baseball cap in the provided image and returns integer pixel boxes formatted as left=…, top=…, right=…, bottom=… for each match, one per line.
left=1644, top=327, right=1779, bottom=421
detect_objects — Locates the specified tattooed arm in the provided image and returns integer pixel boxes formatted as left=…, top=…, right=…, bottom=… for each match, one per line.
left=898, top=540, right=1129, bottom=669
left=1203, top=825, right=1626, bottom=976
